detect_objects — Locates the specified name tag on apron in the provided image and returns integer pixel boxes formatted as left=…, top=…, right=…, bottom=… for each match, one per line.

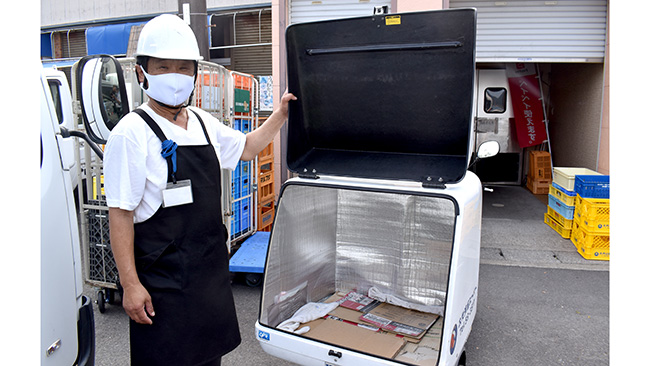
left=162, top=179, right=193, bottom=207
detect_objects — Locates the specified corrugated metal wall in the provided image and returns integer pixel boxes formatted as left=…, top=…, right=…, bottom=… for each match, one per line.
left=231, top=10, right=272, bottom=76
left=289, top=0, right=392, bottom=24
left=449, top=0, right=608, bottom=62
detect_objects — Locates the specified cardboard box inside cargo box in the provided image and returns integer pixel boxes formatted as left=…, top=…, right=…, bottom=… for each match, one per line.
left=329, top=291, right=439, bottom=339
left=303, top=318, right=405, bottom=359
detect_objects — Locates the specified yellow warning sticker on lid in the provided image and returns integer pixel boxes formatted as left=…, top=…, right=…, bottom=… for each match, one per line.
left=385, top=15, right=401, bottom=26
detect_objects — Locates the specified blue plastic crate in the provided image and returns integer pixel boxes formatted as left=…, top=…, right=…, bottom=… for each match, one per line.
left=242, top=197, right=250, bottom=215
left=231, top=177, right=241, bottom=199
left=574, top=175, right=609, bottom=199
left=548, top=195, right=575, bottom=220
left=241, top=177, right=250, bottom=196
left=232, top=119, right=241, bottom=132
left=230, top=217, right=240, bottom=236
left=242, top=119, right=251, bottom=133
left=241, top=211, right=250, bottom=232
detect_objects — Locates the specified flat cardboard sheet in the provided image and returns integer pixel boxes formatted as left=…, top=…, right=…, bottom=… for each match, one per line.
left=303, top=318, right=405, bottom=359
left=360, top=302, right=439, bottom=338
left=395, top=319, right=443, bottom=365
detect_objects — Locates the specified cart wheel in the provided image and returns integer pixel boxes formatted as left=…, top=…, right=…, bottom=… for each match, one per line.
left=97, top=290, right=106, bottom=314
left=106, top=289, right=121, bottom=305
left=245, top=273, right=263, bottom=287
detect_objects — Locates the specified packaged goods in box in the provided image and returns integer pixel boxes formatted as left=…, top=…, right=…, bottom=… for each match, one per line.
left=574, top=175, right=609, bottom=199
left=570, top=220, right=609, bottom=261
left=574, top=195, right=610, bottom=233
left=544, top=213, right=572, bottom=239
left=546, top=206, right=573, bottom=228
left=553, top=167, right=602, bottom=191
left=548, top=194, right=574, bottom=220
left=549, top=182, right=576, bottom=206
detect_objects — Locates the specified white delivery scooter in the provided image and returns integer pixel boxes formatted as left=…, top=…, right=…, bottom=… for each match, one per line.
left=255, top=8, right=492, bottom=366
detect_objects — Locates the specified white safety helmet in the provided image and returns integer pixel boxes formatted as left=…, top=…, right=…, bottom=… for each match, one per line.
left=135, top=14, right=203, bottom=61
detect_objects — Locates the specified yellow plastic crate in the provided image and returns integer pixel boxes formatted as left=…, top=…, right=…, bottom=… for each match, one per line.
left=570, top=220, right=610, bottom=261
left=549, top=184, right=576, bottom=206
left=546, top=206, right=573, bottom=228
left=574, top=195, right=610, bottom=233
left=544, top=213, right=572, bottom=239
left=553, top=167, right=602, bottom=191
left=92, top=175, right=105, bottom=200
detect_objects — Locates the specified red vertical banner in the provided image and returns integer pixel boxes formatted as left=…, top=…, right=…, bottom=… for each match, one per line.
left=506, top=63, right=547, bottom=148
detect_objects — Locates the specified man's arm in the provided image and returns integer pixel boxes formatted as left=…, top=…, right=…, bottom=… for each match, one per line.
left=240, top=91, right=297, bottom=161
left=108, top=207, right=155, bottom=324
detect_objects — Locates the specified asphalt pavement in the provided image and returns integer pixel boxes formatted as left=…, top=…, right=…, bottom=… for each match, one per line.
left=86, top=185, right=609, bottom=365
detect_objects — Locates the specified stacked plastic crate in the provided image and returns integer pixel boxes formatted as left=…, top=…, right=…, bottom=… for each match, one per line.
left=544, top=167, right=609, bottom=260
left=570, top=175, right=610, bottom=260
left=257, top=117, right=275, bottom=232
left=229, top=72, right=256, bottom=242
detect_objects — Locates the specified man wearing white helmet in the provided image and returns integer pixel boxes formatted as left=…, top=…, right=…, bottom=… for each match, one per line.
left=103, top=14, right=296, bottom=366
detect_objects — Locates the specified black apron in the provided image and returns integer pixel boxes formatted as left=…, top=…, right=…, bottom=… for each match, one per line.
left=129, top=108, right=241, bottom=366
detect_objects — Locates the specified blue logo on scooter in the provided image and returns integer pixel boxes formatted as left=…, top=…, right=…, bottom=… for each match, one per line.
left=258, top=330, right=270, bottom=341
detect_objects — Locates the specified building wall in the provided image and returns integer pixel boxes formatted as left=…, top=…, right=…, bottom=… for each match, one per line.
left=548, top=63, right=605, bottom=171
left=598, top=8, right=610, bottom=175
left=41, top=0, right=266, bottom=28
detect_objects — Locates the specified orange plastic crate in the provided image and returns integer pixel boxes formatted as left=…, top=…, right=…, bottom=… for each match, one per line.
left=528, top=151, right=552, bottom=180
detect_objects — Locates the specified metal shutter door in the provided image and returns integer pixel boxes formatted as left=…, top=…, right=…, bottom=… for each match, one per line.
left=232, top=10, right=272, bottom=76
left=449, top=0, right=607, bottom=62
left=289, top=0, right=392, bottom=25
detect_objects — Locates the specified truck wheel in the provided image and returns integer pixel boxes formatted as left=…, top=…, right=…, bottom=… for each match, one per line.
left=245, top=273, right=263, bottom=287
left=97, top=290, right=106, bottom=313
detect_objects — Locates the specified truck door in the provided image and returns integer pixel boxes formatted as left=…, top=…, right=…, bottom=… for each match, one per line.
left=40, top=71, right=81, bottom=366
left=472, top=69, right=523, bottom=185
left=45, top=69, right=78, bottom=189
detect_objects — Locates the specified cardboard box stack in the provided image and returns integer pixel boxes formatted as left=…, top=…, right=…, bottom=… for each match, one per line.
left=299, top=291, right=443, bottom=365
left=526, top=151, right=552, bottom=194
left=545, top=168, right=610, bottom=260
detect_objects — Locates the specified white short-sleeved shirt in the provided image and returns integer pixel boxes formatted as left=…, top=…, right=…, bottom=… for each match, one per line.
left=104, top=104, right=246, bottom=223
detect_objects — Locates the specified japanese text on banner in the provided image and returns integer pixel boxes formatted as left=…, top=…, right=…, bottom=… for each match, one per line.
left=506, top=63, right=547, bottom=148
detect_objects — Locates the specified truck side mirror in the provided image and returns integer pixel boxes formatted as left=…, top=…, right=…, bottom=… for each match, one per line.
left=477, top=140, right=500, bottom=159
left=76, top=54, right=129, bottom=144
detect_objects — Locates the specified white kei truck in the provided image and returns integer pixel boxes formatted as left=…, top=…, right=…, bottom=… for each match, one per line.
left=41, top=65, right=97, bottom=365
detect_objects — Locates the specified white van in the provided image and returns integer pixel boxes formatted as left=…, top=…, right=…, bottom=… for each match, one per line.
left=40, top=65, right=95, bottom=365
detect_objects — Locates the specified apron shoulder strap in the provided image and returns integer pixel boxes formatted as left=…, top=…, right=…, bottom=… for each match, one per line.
left=187, top=108, right=213, bottom=145
left=133, top=108, right=174, bottom=181
left=133, top=108, right=168, bottom=143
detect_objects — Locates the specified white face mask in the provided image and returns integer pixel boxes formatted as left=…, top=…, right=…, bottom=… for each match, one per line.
left=140, top=68, right=195, bottom=107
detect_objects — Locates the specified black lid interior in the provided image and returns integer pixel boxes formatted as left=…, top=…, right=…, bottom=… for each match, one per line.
left=286, top=9, right=477, bottom=184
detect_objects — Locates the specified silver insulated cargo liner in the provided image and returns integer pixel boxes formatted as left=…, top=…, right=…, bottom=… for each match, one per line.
left=261, top=183, right=456, bottom=328
left=256, top=174, right=483, bottom=366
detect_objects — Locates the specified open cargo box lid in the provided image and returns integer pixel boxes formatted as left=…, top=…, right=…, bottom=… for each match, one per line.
left=286, top=8, right=477, bottom=185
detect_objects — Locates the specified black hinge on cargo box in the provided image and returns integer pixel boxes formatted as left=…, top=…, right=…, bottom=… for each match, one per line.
left=298, top=168, right=320, bottom=179
left=422, top=176, right=447, bottom=189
